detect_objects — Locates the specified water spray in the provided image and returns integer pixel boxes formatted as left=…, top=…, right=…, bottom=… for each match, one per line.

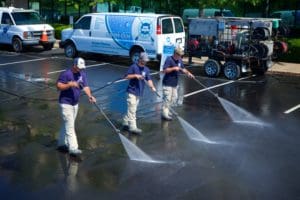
left=93, top=100, right=158, bottom=162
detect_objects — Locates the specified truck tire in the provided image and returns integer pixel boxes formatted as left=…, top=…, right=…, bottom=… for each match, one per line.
left=223, top=61, right=241, bottom=80
left=43, top=43, right=54, bottom=51
left=12, top=37, right=23, bottom=52
left=204, top=59, right=221, bottom=77
left=64, top=42, right=78, bottom=58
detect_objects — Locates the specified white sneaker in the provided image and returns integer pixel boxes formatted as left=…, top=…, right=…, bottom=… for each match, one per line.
left=161, top=115, right=173, bottom=121
left=69, top=149, right=82, bottom=156
left=129, top=127, right=142, bottom=135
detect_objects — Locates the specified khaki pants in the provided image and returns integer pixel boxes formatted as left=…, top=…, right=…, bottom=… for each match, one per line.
left=162, top=86, right=178, bottom=117
left=58, top=103, right=79, bottom=151
left=123, top=93, right=140, bottom=129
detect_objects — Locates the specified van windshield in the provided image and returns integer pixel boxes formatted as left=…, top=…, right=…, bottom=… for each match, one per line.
left=11, top=12, right=43, bottom=25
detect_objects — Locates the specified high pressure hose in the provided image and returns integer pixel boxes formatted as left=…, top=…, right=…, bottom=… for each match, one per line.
left=91, top=77, right=124, bottom=94
left=191, top=77, right=219, bottom=98
left=93, top=102, right=121, bottom=133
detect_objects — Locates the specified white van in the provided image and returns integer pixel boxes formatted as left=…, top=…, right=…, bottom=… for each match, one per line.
left=0, top=7, right=56, bottom=52
left=59, top=12, right=185, bottom=62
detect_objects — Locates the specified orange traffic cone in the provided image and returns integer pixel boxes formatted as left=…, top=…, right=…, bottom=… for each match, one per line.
left=40, top=28, right=48, bottom=42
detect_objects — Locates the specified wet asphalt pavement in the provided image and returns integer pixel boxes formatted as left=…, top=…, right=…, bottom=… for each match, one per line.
left=0, top=46, right=299, bottom=200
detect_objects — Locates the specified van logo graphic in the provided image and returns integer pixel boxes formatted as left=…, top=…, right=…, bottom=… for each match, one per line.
left=3, top=26, right=9, bottom=33
left=135, top=20, right=154, bottom=42
left=140, top=21, right=151, bottom=36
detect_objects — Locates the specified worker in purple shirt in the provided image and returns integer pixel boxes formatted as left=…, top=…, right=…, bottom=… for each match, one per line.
left=56, top=57, right=96, bottom=156
left=162, top=47, right=194, bottom=121
left=122, top=52, right=156, bottom=134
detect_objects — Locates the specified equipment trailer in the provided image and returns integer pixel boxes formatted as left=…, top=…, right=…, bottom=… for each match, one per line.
left=187, top=17, right=286, bottom=79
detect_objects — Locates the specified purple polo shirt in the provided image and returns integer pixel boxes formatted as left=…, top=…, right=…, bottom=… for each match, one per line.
left=57, top=68, right=88, bottom=105
left=162, top=56, right=184, bottom=87
left=126, top=63, right=151, bottom=97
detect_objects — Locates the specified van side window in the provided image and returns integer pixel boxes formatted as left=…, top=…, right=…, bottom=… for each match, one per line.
left=75, top=16, right=91, bottom=30
left=162, top=18, right=173, bottom=34
left=173, top=18, right=184, bottom=33
left=1, top=13, right=13, bottom=25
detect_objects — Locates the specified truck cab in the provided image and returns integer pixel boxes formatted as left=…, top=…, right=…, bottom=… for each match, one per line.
left=0, top=7, right=56, bottom=52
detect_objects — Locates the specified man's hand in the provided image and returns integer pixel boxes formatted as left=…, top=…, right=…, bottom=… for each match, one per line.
left=88, top=96, right=96, bottom=103
left=188, top=72, right=195, bottom=79
left=151, top=86, right=156, bottom=92
left=135, top=74, right=144, bottom=80
left=173, top=66, right=181, bottom=71
left=68, top=81, right=79, bottom=88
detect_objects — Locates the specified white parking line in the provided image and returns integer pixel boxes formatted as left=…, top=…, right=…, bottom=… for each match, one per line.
left=284, top=104, right=300, bottom=114
left=0, top=58, right=48, bottom=66
left=184, top=75, right=256, bottom=98
left=47, top=63, right=108, bottom=74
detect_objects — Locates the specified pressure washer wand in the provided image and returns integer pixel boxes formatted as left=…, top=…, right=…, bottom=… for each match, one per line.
left=94, top=103, right=120, bottom=133
left=92, top=77, right=123, bottom=94
left=192, top=77, right=218, bottom=97
left=143, top=79, right=178, bottom=116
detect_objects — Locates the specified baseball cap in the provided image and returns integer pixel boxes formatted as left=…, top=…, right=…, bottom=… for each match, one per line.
left=74, top=57, right=86, bottom=69
left=139, top=52, right=149, bottom=62
left=174, top=47, right=184, bottom=56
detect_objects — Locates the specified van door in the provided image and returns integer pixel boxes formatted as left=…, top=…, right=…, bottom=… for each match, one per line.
left=0, top=12, right=13, bottom=44
left=156, top=17, right=185, bottom=54
left=72, top=16, right=92, bottom=51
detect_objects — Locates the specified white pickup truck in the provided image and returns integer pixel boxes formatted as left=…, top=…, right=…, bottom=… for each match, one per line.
left=0, top=7, right=56, bottom=52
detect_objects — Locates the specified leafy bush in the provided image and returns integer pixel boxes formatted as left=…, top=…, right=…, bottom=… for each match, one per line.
left=278, top=37, right=300, bottom=63
left=51, top=23, right=72, bottom=40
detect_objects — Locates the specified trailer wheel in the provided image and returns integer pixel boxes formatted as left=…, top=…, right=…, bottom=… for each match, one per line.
left=223, top=61, right=241, bottom=80
left=204, top=59, right=221, bottom=77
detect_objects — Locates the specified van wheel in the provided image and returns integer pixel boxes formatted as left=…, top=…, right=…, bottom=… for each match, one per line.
left=130, top=48, right=143, bottom=63
left=64, top=42, right=78, bottom=58
left=12, top=37, right=23, bottom=52
left=43, top=43, right=54, bottom=51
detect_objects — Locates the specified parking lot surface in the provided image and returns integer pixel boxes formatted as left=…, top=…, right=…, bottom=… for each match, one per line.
left=0, top=47, right=299, bottom=200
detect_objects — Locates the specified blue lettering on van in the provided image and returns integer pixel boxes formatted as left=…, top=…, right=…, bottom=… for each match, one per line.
left=105, top=15, right=135, bottom=50
left=146, top=49, right=156, bottom=55
left=105, top=32, right=131, bottom=40
left=91, top=41, right=111, bottom=47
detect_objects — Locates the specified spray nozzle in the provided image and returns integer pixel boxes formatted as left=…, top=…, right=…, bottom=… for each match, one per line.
left=142, top=71, right=146, bottom=78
